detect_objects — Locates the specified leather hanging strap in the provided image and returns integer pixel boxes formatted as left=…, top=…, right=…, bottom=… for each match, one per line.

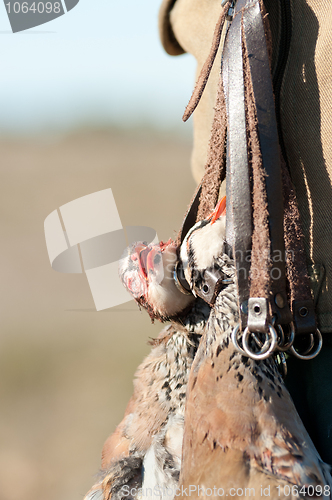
left=241, top=0, right=292, bottom=325
left=178, top=4, right=230, bottom=246
left=223, top=8, right=252, bottom=329
left=183, top=1, right=230, bottom=123
left=282, top=162, right=317, bottom=334
left=223, top=0, right=315, bottom=333
left=177, top=0, right=316, bottom=337
left=221, top=0, right=293, bottom=330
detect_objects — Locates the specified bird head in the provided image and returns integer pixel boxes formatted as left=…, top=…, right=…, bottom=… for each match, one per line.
left=180, top=196, right=228, bottom=289
left=119, top=238, right=195, bottom=322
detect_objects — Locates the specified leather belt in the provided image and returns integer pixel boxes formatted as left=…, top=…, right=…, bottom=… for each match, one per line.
left=223, top=0, right=292, bottom=330
left=223, top=8, right=252, bottom=329
left=242, top=0, right=292, bottom=325
left=177, top=0, right=317, bottom=342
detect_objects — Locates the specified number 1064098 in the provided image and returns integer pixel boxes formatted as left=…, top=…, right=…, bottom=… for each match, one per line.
left=5, top=2, right=61, bottom=14
left=276, top=485, right=331, bottom=497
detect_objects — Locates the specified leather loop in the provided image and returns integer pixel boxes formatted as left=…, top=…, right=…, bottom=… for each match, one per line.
left=192, top=268, right=227, bottom=306
left=248, top=298, right=269, bottom=333
left=292, top=299, right=316, bottom=335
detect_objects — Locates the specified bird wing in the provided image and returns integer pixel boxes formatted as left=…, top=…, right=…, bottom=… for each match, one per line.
left=179, top=313, right=331, bottom=497
left=85, top=321, right=201, bottom=500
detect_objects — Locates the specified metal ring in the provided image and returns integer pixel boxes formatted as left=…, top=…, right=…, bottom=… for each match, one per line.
left=289, top=329, right=323, bottom=360
left=249, top=330, right=271, bottom=355
left=275, top=323, right=285, bottom=350
left=282, top=321, right=295, bottom=351
left=299, top=333, right=314, bottom=356
left=231, top=324, right=246, bottom=355
left=242, top=325, right=278, bottom=360
left=271, top=316, right=285, bottom=351
left=173, top=261, right=192, bottom=296
left=276, top=322, right=295, bottom=352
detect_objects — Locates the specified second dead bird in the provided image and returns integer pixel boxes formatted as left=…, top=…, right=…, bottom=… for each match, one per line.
left=86, top=202, right=332, bottom=499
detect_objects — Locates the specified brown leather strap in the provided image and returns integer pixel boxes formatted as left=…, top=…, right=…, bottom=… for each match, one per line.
left=241, top=0, right=292, bottom=325
left=177, top=0, right=316, bottom=336
left=223, top=7, right=252, bottom=329
left=281, top=160, right=317, bottom=334
left=183, top=2, right=230, bottom=122
left=177, top=77, right=228, bottom=246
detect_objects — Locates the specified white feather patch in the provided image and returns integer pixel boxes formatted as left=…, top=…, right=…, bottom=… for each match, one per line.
left=191, top=217, right=226, bottom=270
left=148, top=245, right=193, bottom=317
left=141, top=415, right=183, bottom=500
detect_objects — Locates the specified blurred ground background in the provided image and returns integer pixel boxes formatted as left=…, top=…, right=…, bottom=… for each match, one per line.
left=0, top=127, right=196, bottom=500
left=0, top=1, right=198, bottom=498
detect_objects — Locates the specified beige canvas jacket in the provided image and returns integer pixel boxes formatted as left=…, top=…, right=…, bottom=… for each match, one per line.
left=159, top=0, right=332, bottom=334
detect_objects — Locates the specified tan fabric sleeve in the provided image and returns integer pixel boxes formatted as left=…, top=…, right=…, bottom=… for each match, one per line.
left=276, top=0, right=332, bottom=332
left=159, top=0, right=332, bottom=331
left=159, top=0, right=185, bottom=55
left=170, top=0, right=228, bottom=184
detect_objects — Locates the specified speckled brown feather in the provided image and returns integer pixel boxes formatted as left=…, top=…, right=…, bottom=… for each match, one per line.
left=179, top=257, right=331, bottom=499
left=85, top=300, right=209, bottom=500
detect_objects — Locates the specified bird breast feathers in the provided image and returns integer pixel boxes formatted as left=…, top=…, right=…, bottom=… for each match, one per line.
left=190, top=217, right=226, bottom=270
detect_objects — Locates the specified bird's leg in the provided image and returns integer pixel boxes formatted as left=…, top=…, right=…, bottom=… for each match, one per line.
left=206, top=196, right=226, bottom=224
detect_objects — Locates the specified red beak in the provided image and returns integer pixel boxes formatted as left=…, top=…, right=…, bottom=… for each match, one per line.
left=133, top=244, right=149, bottom=280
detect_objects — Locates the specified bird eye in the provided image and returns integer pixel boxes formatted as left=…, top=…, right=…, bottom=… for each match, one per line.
left=154, top=253, right=162, bottom=265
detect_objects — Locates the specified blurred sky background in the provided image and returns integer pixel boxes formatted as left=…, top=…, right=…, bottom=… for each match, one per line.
left=0, top=0, right=196, bottom=135
left=0, top=3, right=199, bottom=499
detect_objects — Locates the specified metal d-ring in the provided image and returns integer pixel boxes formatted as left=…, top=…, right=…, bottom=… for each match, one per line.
left=271, top=316, right=284, bottom=350
left=299, top=333, right=315, bottom=356
left=289, top=329, right=323, bottom=360
left=276, top=322, right=295, bottom=352
left=231, top=324, right=246, bottom=355
left=232, top=324, right=275, bottom=358
left=242, top=325, right=278, bottom=360
left=275, top=323, right=285, bottom=349
left=250, top=331, right=271, bottom=355
left=173, top=260, right=192, bottom=296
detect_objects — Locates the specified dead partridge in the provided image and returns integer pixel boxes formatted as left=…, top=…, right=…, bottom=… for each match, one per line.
left=119, top=237, right=195, bottom=322
left=84, top=197, right=229, bottom=500
left=118, top=197, right=227, bottom=323
left=179, top=253, right=332, bottom=500
left=84, top=299, right=210, bottom=500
